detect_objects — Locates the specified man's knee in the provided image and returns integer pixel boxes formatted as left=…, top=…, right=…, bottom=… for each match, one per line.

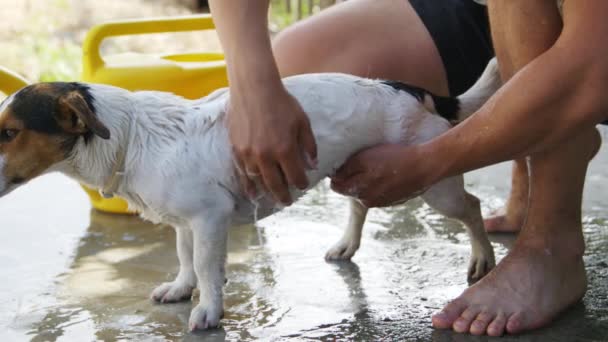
left=589, top=127, right=602, bottom=161
left=571, top=127, right=602, bottom=162
left=532, top=127, right=601, bottom=167
left=273, top=23, right=321, bottom=77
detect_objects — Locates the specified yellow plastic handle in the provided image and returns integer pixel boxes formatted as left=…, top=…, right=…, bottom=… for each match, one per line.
left=82, top=14, right=216, bottom=79
left=0, top=66, right=29, bottom=95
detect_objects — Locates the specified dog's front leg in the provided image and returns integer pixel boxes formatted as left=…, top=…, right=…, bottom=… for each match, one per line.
left=151, top=226, right=196, bottom=303
left=188, top=212, right=231, bottom=331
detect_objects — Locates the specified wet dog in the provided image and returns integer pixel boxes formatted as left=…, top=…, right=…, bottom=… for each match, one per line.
left=0, top=58, right=500, bottom=330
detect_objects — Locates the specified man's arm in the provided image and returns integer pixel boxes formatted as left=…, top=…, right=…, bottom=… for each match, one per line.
left=332, top=0, right=608, bottom=207
left=209, top=1, right=278, bottom=96
left=429, top=0, right=608, bottom=178
left=209, top=1, right=317, bottom=204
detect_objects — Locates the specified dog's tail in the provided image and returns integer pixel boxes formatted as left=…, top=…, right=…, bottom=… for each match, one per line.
left=455, top=57, right=501, bottom=121
left=421, top=57, right=501, bottom=123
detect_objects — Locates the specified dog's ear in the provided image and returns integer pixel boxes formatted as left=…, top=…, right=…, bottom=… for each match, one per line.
left=57, top=92, right=111, bottom=140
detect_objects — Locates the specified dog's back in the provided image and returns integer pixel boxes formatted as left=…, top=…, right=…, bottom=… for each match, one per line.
left=85, top=59, right=500, bottom=225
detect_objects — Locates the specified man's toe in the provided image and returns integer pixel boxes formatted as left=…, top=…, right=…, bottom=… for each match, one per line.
left=470, top=311, right=494, bottom=335
left=452, top=307, right=481, bottom=333
left=432, top=299, right=467, bottom=329
left=487, top=311, right=507, bottom=336
left=506, top=312, right=524, bottom=334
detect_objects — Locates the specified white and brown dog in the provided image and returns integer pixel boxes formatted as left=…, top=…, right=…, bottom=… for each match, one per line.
left=0, top=58, right=500, bottom=330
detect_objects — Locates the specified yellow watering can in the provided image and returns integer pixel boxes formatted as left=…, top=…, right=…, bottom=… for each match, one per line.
left=0, top=14, right=228, bottom=214
left=0, top=66, right=29, bottom=95
left=82, top=14, right=227, bottom=98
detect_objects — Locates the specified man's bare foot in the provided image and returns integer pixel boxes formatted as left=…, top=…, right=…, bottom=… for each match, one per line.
left=483, top=206, right=526, bottom=233
left=431, top=231, right=587, bottom=336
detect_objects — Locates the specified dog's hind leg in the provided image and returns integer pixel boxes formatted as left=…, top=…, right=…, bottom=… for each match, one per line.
left=325, top=198, right=368, bottom=261
left=151, top=225, right=197, bottom=303
left=421, top=176, right=496, bottom=284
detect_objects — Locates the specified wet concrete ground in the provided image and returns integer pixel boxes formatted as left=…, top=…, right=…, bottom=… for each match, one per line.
left=0, top=129, right=607, bottom=341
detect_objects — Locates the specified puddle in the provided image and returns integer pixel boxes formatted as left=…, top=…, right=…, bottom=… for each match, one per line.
left=1, top=128, right=607, bottom=341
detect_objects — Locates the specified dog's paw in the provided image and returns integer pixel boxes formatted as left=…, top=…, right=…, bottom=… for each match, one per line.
left=325, top=239, right=360, bottom=261
left=150, top=281, right=194, bottom=303
left=467, top=253, right=496, bottom=284
left=189, top=302, right=224, bottom=331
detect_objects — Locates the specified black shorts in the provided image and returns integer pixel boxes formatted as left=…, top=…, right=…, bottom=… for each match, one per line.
left=409, top=2, right=608, bottom=125
left=410, top=0, right=494, bottom=96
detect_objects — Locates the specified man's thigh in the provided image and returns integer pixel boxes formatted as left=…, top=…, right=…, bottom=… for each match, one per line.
left=272, top=0, right=450, bottom=95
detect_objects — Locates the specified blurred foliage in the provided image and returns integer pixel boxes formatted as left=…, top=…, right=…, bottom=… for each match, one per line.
left=270, top=0, right=335, bottom=31
left=32, top=38, right=81, bottom=82
left=5, top=1, right=333, bottom=83
left=5, top=3, right=82, bottom=83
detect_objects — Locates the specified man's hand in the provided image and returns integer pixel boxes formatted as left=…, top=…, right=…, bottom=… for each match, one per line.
left=330, top=144, right=435, bottom=208
left=228, top=84, right=317, bottom=204
left=209, top=0, right=317, bottom=204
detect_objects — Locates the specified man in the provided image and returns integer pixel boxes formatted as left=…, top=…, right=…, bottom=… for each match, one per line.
left=331, top=0, right=606, bottom=336
left=209, top=0, right=607, bottom=336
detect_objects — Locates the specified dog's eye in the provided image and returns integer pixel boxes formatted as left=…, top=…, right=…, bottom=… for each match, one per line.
left=0, top=129, right=19, bottom=143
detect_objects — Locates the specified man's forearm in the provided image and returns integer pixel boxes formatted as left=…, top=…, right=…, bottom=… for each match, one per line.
left=425, top=41, right=607, bottom=181
left=420, top=0, right=608, bottom=183
left=208, top=0, right=282, bottom=92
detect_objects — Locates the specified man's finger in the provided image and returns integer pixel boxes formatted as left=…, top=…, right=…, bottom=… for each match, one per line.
left=354, top=188, right=379, bottom=208
left=232, top=149, right=246, bottom=175
left=233, top=154, right=258, bottom=198
left=259, top=160, right=292, bottom=204
left=279, top=146, right=309, bottom=190
left=239, top=171, right=257, bottom=199
left=332, top=156, right=364, bottom=182
left=299, top=119, right=318, bottom=169
left=330, top=176, right=365, bottom=197
left=241, top=160, right=261, bottom=199
left=361, top=199, right=378, bottom=208
left=329, top=179, right=347, bottom=195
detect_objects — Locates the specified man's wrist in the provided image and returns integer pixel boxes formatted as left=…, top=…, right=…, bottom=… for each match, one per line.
left=227, top=51, right=283, bottom=93
left=403, top=141, right=452, bottom=187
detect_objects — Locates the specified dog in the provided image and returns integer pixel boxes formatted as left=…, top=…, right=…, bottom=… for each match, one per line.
left=0, top=58, right=500, bottom=330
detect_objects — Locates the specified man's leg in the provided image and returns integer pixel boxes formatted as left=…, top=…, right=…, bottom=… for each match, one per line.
left=433, top=0, right=597, bottom=335
left=484, top=158, right=529, bottom=233
left=482, top=0, right=564, bottom=234
left=432, top=127, right=599, bottom=336
left=272, top=0, right=449, bottom=96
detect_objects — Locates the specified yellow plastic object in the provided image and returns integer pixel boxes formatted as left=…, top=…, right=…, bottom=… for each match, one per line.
left=80, top=187, right=131, bottom=214
left=82, top=14, right=227, bottom=97
left=0, top=66, right=29, bottom=95
left=81, top=14, right=228, bottom=214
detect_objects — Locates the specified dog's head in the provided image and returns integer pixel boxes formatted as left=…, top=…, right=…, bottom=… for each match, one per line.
left=0, top=82, right=110, bottom=196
